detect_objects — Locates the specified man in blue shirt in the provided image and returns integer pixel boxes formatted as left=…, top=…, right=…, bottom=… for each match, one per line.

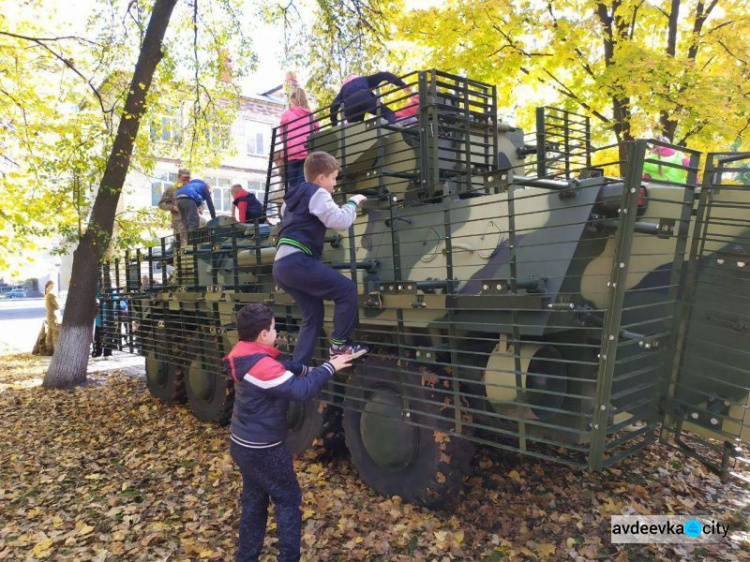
left=176, top=178, right=217, bottom=231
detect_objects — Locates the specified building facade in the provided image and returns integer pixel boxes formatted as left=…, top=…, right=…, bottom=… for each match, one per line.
left=121, top=89, right=285, bottom=225
left=56, top=89, right=286, bottom=291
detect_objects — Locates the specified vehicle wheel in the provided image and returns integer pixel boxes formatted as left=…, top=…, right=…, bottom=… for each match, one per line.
left=145, top=351, right=186, bottom=403
left=286, top=397, right=345, bottom=456
left=186, top=357, right=234, bottom=425
left=343, top=357, right=476, bottom=507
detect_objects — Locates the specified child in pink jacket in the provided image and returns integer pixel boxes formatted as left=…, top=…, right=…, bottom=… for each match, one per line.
left=279, top=86, right=319, bottom=189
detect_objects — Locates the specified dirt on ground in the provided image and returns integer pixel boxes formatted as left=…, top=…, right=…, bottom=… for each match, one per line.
left=0, top=353, right=748, bottom=561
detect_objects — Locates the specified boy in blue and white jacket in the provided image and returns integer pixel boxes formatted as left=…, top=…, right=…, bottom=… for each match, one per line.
left=176, top=178, right=216, bottom=232
left=273, top=151, right=369, bottom=363
left=224, top=303, right=354, bottom=562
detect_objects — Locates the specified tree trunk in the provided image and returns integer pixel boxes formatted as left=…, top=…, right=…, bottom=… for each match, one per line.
left=613, top=96, right=633, bottom=173
left=659, top=0, right=681, bottom=140
left=596, top=1, right=634, bottom=174
left=43, top=0, right=179, bottom=389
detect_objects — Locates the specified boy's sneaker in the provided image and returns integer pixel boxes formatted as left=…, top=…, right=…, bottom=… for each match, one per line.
left=329, top=341, right=369, bottom=360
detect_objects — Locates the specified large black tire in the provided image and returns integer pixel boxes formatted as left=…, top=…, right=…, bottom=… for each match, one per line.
left=343, top=357, right=476, bottom=507
left=286, top=396, right=346, bottom=456
left=145, top=351, right=186, bottom=403
left=185, top=356, right=234, bottom=424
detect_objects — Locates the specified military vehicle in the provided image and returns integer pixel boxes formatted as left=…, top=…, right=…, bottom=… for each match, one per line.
left=100, top=70, right=749, bottom=507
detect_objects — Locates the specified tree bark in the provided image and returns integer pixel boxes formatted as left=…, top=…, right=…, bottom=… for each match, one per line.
left=43, top=0, right=179, bottom=389
left=659, top=0, right=681, bottom=140
left=596, top=1, right=633, bottom=171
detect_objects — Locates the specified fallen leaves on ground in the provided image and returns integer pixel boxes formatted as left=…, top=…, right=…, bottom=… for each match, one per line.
left=0, top=353, right=748, bottom=561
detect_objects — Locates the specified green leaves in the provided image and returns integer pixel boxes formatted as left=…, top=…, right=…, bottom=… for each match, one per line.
left=398, top=0, right=750, bottom=151
left=0, top=0, right=255, bottom=274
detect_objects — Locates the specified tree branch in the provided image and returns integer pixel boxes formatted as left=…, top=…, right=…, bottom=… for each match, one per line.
left=706, top=20, right=734, bottom=35
left=540, top=69, right=611, bottom=124
left=189, top=0, right=200, bottom=164
left=716, top=40, right=748, bottom=64
left=677, top=122, right=706, bottom=145
left=0, top=30, right=111, bottom=121
left=543, top=2, right=596, bottom=78
left=0, top=31, right=101, bottom=47
left=630, top=0, right=645, bottom=39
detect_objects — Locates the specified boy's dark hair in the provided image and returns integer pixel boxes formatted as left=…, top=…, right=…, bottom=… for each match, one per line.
left=237, top=303, right=274, bottom=342
left=304, top=151, right=339, bottom=181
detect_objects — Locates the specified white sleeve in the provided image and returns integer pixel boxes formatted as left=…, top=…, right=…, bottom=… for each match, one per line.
left=308, top=188, right=359, bottom=232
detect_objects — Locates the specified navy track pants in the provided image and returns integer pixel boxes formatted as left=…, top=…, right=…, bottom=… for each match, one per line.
left=230, top=441, right=302, bottom=562
left=344, top=93, right=397, bottom=124
left=273, top=251, right=358, bottom=364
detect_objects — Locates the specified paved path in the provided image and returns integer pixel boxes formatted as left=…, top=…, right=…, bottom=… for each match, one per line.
left=0, top=298, right=145, bottom=376
left=88, top=351, right=146, bottom=378
left=0, top=298, right=46, bottom=353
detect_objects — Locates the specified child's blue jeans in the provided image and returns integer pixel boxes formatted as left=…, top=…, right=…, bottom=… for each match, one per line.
left=230, top=441, right=302, bottom=562
left=273, top=252, right=359, bottom=364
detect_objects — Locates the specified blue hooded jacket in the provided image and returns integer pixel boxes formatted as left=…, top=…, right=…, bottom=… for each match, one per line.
left=177, top=179, right=216, bottom=218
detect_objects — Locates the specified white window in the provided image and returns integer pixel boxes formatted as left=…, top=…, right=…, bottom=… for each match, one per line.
left=151, top=112, right=182, bottom=144
left=245, top=122, right=267, bottom=156
left=206, top=125, right=230, bottom=149
left=204, top=177, right=234, bottom=213
left=247, top=180, right=264, bottom=197
left=151, top=172, right=178, bottom=206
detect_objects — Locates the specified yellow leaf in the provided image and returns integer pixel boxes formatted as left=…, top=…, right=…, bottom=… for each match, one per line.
left=509, top=470, right=521, bottom=482
left=199, top=549, right=215, bottom=558
left=601, top=498, right=621, bottom=514
left=355, top=536, right=364, bottom=544
left=536, top=542, right=556, bottom=558
left=302, top=509, right=315, bottom=521
left=77, top=524, right=95, bottom=536
left=434, top=531, right=447, bottom=542
left=566, top=537, right=576, bottom=548
left=32, top=538, right=54, bottom=557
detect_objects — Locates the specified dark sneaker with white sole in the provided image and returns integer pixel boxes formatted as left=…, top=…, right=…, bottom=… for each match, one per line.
left=329, top=341, right=369, bottom=360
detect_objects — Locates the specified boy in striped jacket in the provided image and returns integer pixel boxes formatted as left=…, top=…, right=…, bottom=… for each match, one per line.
left=223, top=303, right=356, bottom=562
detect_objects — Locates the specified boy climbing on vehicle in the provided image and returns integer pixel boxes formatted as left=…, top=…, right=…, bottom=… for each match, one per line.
left=273, top=151, right=368, bottom=363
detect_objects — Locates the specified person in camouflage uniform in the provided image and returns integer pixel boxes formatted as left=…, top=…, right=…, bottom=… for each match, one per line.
left=158, top=167, right=191, bottom=246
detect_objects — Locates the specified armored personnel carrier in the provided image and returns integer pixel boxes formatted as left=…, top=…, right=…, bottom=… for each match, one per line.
left=100, top=70, right=750, bottom=506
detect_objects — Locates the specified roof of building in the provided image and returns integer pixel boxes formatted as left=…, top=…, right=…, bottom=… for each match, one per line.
left=245, top=84, right=285, bottom=105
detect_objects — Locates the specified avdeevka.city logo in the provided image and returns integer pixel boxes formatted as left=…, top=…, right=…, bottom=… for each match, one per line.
left=684, top=519, right=702, bottom=538
left=611, top=515, right=730, bottom=544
